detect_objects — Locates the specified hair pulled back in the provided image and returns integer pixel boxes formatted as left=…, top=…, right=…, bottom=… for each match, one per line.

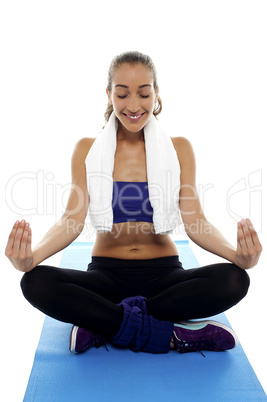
left=104, top=51, right=162, bottom=123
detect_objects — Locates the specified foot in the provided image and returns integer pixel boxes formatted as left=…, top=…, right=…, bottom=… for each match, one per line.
left=69, top=325, right=107, bottom=353
left=171, top=320, right=238, bottom=353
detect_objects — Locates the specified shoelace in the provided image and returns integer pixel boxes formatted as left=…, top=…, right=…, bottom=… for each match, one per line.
left=92, top=333, right=109, bottom=351
left=103, top=341, right=109, bottom=352
left=173, top=331, right=207, bottom=357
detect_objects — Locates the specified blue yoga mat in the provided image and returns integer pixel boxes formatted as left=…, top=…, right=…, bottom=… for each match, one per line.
left=24, top=241, right=266, bottom=401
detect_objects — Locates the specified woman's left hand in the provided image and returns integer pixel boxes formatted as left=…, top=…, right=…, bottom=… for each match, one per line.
left=235, top=219, right=262, bottom=270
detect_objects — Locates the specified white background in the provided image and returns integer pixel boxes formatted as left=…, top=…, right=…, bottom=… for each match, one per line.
left=1, top=1, right=266, bottom=400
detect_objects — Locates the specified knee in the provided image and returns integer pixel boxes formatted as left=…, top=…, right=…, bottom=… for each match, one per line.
left=223, top=264, right=250, bottom=302
left=21, top=268, right=38, bottom=303
left=20, top=266, right=48, bottom=305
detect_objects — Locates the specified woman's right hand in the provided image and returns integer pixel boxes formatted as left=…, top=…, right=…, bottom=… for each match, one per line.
left=5, top=220, right=34, bottom=272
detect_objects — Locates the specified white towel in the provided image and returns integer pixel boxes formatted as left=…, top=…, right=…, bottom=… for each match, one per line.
left=85, top=112, right=181, bottom=234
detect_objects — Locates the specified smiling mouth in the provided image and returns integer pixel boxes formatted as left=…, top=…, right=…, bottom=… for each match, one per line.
left=123, top=112, right=146, bottom=122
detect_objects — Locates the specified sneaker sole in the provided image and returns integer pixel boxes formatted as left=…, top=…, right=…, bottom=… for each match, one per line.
left=174, top=320, right=239, bottom=347
left=69, top=325, right=79, bottom=353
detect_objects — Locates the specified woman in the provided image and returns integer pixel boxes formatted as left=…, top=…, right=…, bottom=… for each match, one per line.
left=5, top=51, right=262, bottom=355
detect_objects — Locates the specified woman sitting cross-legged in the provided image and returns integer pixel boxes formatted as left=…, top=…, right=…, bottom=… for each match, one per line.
left=6, top=51, right=262, bottom=355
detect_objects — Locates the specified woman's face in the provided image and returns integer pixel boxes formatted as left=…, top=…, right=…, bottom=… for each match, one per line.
left=107, top=62, right=159, bottom=134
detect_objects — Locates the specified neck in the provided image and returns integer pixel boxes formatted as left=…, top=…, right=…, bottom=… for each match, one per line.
left=117, top=121, right=144, bottom=143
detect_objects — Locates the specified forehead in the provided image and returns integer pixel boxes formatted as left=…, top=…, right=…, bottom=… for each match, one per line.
left=112, top=63, right=153, bottom=88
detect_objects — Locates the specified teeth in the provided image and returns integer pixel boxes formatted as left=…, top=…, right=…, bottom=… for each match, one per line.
left=127, top=114, right=141, bottom=119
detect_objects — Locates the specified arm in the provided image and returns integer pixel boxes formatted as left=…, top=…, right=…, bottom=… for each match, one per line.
left=173, top=137, right=262, bottom=270
left=5, top=138, right=93, bottom=272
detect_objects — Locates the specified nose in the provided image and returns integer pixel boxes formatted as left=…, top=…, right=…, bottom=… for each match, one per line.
left=127, top=96, right=140, bottom=114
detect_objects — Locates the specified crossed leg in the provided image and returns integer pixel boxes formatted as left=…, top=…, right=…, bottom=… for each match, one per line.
left=21, top=261, right=250, bottom=338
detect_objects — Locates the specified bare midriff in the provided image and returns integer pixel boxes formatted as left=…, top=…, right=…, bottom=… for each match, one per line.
left=91, top=221, right=179, bottom=259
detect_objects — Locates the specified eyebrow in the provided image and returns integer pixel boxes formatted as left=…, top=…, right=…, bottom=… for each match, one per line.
left=115, top=84, right=152, bottom=89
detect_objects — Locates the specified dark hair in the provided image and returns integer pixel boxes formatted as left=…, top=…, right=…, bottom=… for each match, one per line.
left=104, top=51, right=162, bottom=123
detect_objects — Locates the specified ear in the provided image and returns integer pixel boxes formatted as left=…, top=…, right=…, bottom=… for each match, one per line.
left=155, top=86, right=159, bottom=103
left=106, top=88, right=112, bottom=104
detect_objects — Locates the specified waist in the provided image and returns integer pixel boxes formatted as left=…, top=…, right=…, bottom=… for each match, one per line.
left=92, top=230, right=179, bottom=260
left=88, top=255, right=183, bottom=270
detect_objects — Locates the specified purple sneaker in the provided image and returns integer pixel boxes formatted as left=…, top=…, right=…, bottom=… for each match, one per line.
left=69, top=326, right=107, bottom=354
left=172, top=320, right=238, bottom=353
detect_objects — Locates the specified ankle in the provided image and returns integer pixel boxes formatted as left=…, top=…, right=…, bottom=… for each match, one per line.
left=170, top=336, right=175, bottom=349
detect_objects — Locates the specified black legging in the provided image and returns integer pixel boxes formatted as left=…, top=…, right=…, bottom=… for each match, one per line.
left=20, top=255, right=250, bottom=338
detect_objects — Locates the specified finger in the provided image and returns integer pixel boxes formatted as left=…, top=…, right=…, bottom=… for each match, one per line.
left=25, top=226, right=32, bottom=255
left=20, top=223, right=30, bottom=254
left=236, top=222, right=242, bottom=250
left=241, top=220, right=254, bottom=249
left=13, top=220, right=27, bottom=253
left=5, top=221, right=20, bottom=254
left=246, top=219, right=262, bottom=248
left=237, top=221, right=247, bottom=251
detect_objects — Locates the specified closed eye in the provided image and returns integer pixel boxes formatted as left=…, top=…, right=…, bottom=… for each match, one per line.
left=116, top=95, right=150, bottom=99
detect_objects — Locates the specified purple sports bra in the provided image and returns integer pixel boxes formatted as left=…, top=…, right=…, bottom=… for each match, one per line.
left=112, top=181, right=153, bottom=224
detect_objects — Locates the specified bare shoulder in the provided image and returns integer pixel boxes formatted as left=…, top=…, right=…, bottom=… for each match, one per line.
left=170, top=136, right=196, bottom=184
left=72, top=137, right=96, bottom=166
left=170, top=136, right=195, bottom=165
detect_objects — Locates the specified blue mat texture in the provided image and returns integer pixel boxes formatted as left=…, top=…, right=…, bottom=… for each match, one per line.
left=24, top=241, right=266, bottom=401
